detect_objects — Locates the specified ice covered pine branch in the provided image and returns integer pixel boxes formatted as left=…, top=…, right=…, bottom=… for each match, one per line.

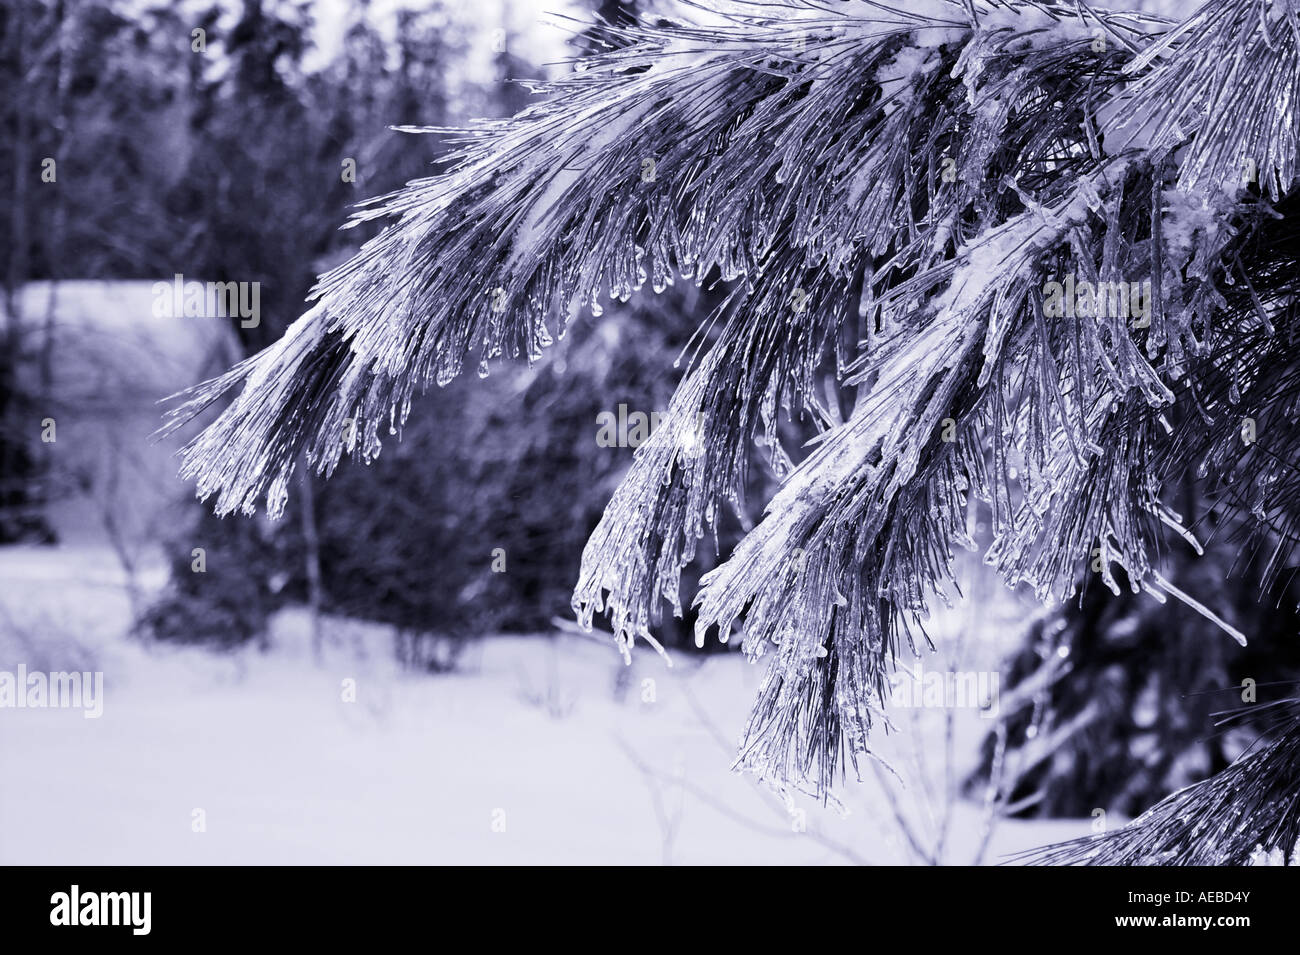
left=163, top=0, right=1300, bottom=829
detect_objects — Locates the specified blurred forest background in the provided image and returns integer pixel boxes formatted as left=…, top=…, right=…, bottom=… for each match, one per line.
left=1, top=0, right=767, bottom=659
left=3, top=0, right=1299, bottom=845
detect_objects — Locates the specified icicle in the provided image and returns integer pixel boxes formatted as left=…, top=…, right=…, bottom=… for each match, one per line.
left=1147, top=572, right=1248, bottom=646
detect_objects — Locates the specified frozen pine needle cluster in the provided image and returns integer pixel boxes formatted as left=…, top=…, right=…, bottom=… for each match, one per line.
left=164, top=0, right=1300, bottom=862
left=1024, top=699, right=1300, bottom=865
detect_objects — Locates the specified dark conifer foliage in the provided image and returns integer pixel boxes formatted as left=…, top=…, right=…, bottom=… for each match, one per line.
left=1023, top=699, right=1300, bottom=865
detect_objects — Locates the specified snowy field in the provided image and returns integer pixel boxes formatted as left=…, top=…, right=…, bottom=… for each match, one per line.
left=0, top=545, right=1086, bottom=865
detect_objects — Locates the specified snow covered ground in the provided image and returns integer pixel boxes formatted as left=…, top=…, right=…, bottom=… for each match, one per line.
left=0, top=545, right=1088, bottom=865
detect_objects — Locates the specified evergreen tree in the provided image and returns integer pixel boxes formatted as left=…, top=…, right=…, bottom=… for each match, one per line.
left=164, top=0, right=1300, bottom=863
